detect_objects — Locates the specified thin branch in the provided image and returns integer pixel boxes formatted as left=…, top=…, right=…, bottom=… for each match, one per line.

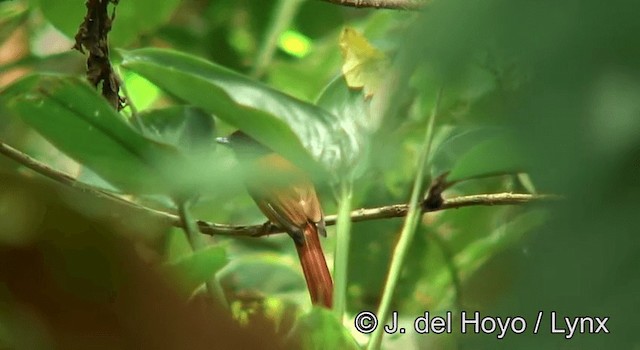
left=317, top=0, right=425, bottom=10
left=0, top=140, right=558, bottom=238
left=197, top=193, right=558, bottom=237
left=0, top=141, right=177, bottom=224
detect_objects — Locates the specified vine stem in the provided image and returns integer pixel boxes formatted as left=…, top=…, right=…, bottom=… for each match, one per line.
left=177, top=200, right=228, bottom=308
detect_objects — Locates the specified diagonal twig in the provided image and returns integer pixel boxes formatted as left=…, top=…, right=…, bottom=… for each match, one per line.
left=317, top=0, right=425, bottom=10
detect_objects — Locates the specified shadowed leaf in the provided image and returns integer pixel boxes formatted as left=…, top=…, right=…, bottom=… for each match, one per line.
left=120, top=48, right=360, bottom=176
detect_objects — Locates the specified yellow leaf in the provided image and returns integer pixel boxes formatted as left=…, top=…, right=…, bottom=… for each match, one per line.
left=339, top=27, right=388, bottom=99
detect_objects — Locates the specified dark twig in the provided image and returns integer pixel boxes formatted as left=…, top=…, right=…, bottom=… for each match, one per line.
left=318, top=0, right=425, bottom=10
left=0, top=141, right=177, bottom=222
left=73, top=0, right=124, bottom=110
left=423, top=171, right=449, bottom=210
left=194, top=192, right=558, bottom=237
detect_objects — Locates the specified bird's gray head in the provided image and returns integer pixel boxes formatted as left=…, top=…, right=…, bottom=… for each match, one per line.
left=216, top=130, right=272, bottom=158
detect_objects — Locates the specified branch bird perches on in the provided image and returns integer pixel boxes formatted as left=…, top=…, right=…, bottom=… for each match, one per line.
left=317, top=0, right=425, bottom=10
left=0, top=140, right=558, bottom=238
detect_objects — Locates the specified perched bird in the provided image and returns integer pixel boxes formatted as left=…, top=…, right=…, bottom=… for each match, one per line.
left=217, top=131, right=333, bottom=308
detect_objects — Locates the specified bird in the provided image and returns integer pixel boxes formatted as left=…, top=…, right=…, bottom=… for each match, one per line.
left=217, top=131, right=333, bottom=308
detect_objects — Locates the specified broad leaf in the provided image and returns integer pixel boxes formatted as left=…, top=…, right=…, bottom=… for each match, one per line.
left=448, top=133, right=524, bottom=180
left=339, top=27, right=389, bottom=99
left=2, top=74, right=181, bottom=194
left=289, top=308, right=360, bottom=350
left=429, top=126, right=508, bottom=177
left=0, top=2, right=27, bottom=45
left=119, top=48, right=355, bottom=175
left=165, top=245, right=228, bottom=295
left=456, top=211, right=546, bottom=272
left=133, top=105, right=232, bottom=198
left=76, top=106, right=228, bottom=200
left=133, top=106, right=216, bottom=154
left=218, top=254, right=305, bottom=298
left=431, top=210, right=547, bottom=310
left=165, top=228, right=195, bottom=263
left=316, top=76, right=371, bottom=175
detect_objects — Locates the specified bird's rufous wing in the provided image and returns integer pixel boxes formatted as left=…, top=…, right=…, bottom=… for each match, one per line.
left=245, top=154, right=325, bottom=241
left=244, top=154, right=333, bottom=306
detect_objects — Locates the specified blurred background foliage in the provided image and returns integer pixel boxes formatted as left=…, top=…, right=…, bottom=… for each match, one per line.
left=0, top=0, right=639, bottom=349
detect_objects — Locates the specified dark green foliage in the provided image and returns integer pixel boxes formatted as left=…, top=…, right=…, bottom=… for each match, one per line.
left=0, top=0, right=638, bottom=349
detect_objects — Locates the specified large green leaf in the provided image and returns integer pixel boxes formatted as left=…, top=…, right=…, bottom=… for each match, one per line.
left=2, top=74, right=182, bottom=194
left=0, top=2, right=27, bottom=45
left=429, top=126, right=504, bottom=177
left=119, top=48, right=355, bottom=175
left=316, top=75, right=370, bottom=175
left=37, top=0, right=180, bottom=47
left=131, top=105, right=231, bottom=198
left=431, top=210, right=548, bottom=310
left=133, top=106, right=216, bottom=155
left=448, top=133, right=524, bottom=181
left=165, top=245, right=228, bottom=296
left=218, top=254, right=305, bottom=298
left=289, top=308, right=360, bottom=350
left=429, top=126, right=524, bottom=181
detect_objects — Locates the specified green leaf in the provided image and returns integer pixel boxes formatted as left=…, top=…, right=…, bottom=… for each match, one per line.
left=37, top=0, right=180, bottom=47
left=165, top=228, right=195, bottom=263
left=133, top=106, right=216, bottom=154
left=429, top=126, right=503, bottom=176
left=429, top=126, right=524, bottom=180
left=316, top=76, right=371, bottom=175
left=289, top=308, right=360, bottom=350
left=456, top=210, right=546, bottom=273
left=0, top=2, right=27, bottom=45
left=2, top=74, right=181, bottom=194
left=165, top=245, right=228, bottom=295
left=120, top=48, right=355, bottom=174
left=430, top=209, right=547, bottom=310
left=75, top=105, right=227, bottom=199
left=448, top=133, right=524, bottom=180
left=218, top=254, right=305, bottom=297
left=131, top=106, right=243, bottom=199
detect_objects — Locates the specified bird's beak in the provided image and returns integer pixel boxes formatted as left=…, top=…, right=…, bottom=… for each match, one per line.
left=216, top=137, right=230, bottom=145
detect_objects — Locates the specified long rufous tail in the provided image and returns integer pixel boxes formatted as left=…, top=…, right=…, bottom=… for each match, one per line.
left=294, top=224, right=333, bottom=308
